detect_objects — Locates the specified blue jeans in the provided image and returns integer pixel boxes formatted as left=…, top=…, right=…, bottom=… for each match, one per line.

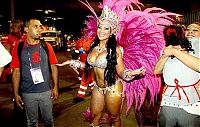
left=22, top=90, right=54, bottom=127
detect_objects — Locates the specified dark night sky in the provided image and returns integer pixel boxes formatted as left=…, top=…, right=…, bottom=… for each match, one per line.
left=0, top=0, right=199, bottom=34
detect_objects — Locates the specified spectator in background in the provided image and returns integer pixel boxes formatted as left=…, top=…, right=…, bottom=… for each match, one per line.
left=0, top=20, right=25, bottom=83
left=2, top=20, right=28, bottom=127
left=68, top=37, right=79, bottom=59
left=72, top=37, right=94, bottom=103
left=6, top=20, right=26, bottom=55
left=185, top=22, right=200, bottom=104
left=11, top=19, right=58, bottom=127
left=185, top=22, right=200, bottom=54
left=154, top=24, right=200, bottom=127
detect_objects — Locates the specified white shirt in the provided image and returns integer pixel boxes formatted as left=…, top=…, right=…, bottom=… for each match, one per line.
left=0, top=42, right=12, bottom=67
left=161, top=38, right=200, bottom=115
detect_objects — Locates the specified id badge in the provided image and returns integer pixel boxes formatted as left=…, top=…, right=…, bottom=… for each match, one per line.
left=30, top=67, right=44, bottom=84
left=79, top=47, right=84, bottom=54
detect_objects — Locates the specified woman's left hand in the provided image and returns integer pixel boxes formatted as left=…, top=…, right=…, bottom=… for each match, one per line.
left=132, top=66, right=146, bottom=76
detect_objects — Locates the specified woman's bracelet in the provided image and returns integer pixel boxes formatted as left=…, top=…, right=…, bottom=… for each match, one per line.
left=70, top=60, right=83, bottom=69
left=122, top=69, right=135, bottom=81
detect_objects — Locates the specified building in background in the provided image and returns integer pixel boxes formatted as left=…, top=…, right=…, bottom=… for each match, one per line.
left=177, top=11, right=200, bottom=25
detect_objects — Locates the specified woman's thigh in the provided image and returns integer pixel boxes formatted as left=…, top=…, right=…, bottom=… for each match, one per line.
left=90, top=87, right=105, bottom=115
left=105, top=82, right=123, bottom=115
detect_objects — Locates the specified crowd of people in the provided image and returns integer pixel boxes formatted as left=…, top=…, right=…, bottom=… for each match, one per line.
left=0, top=1, right=199, bottom=127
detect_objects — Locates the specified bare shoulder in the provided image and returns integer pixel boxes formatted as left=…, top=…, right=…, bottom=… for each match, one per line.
left=116, top=46, right=123, bottom=54
left=116, top=46, right=123, bottom=58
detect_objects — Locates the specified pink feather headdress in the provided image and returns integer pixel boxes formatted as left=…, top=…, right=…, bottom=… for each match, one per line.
left=98, top=5, right=120, bottom=35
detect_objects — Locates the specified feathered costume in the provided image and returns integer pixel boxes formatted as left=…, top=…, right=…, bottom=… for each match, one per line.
left=80, top=0, right=179, bottom=123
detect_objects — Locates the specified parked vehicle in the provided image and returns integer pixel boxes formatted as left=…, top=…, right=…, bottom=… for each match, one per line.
left=40, top=30, right=63, bottom=50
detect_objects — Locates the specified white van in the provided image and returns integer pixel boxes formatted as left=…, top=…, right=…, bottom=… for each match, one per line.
left=40, top=30, right=63, bottom=50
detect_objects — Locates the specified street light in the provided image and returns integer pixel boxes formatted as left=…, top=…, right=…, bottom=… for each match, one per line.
left=35, top=9, right=56, bottom=14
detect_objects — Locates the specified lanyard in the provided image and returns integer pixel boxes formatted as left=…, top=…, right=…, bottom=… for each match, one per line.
left=27, top=44, right=41, bottom=69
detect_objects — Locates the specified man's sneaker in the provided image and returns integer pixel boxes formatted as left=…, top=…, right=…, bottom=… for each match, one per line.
left=73, top=97, right=84, bottom=103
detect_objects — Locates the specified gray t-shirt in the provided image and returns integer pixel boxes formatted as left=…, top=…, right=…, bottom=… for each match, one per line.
left=20, top=43, right=51, bottom=93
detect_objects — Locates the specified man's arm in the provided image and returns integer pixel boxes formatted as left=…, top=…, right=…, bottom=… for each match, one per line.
left=12, top=68, right=24, bottom=108
left=51, top=64, right=58, bottom=100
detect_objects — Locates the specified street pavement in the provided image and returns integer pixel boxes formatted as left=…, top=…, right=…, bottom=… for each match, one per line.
left=0, top=51, right=158, bottom=127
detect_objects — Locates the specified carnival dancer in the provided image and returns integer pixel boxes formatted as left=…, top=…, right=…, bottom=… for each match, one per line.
left=154, top=24, right=200, bottom=127
left=58, top=0, right=178, bottom=126
left=57, top=5, right=146, bottom=126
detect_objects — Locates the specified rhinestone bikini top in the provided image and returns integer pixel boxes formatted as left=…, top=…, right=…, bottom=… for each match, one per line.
left=87, top=46, right=107, bottom=69
left=87, top=56, right=107, bottom=69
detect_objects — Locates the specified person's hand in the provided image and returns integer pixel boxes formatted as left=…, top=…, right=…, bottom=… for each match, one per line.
left=163, top=45, right=184, bottom=57
left=162, top=45, right=174, bottom=57
left=132, top=66, right=146, bottom=76
left=173, top=45, right=182, bottom=50
left=56, top=60, right=71, bottom=66
left=14, top=94, right=24, bottom=109
left=173, top=45, right=187, bottom=52
left=51, top=88, right=59, bottom=100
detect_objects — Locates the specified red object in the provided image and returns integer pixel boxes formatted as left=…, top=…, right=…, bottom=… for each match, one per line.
left=75, top=38, right=94, bottom=98
left=77, top=70, right=94, bottom=98
left=0, top=34, right=27, bottom=82
left=166, top=28, right=177, bottom=37
left=10, top=41, right=58, bottom=68
left=75, top=38, right=93, bottom=52
left=0, top=36, right=9, bottom=43
left=163, top=79, right=200, bottom=103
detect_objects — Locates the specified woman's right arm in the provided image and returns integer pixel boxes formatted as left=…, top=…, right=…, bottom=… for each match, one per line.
left=154, top=52, right=169, bottom=75
left=56, top=60, right=71, bottom=66
left=56, top=59, right=85, bottom=69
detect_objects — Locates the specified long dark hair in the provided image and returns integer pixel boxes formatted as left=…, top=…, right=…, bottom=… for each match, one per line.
left=84, top=34, right=117, bottom=86
left=163, top=24, right=193, bottom=52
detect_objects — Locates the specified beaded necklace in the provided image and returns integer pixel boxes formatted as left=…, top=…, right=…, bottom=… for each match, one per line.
left=95, top=46, right=107, bottom=54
